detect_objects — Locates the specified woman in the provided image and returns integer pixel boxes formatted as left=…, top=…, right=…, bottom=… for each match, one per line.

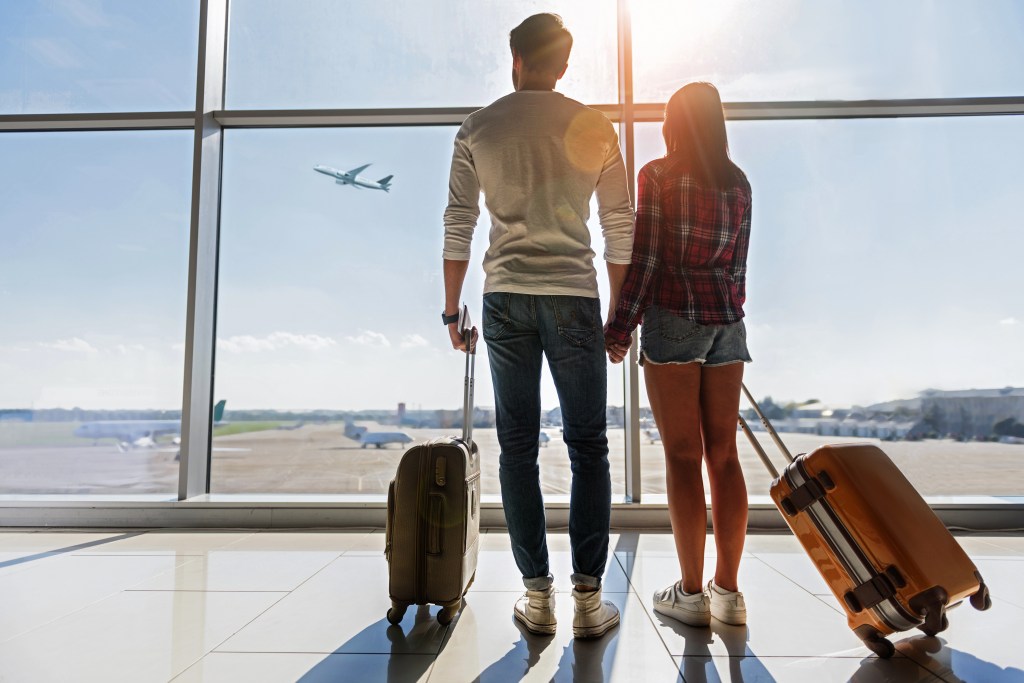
left=605, top=82, right=752, bottom=627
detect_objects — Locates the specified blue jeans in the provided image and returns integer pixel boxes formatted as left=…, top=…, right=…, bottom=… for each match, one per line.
left=482, top=292, right=611, bottom=590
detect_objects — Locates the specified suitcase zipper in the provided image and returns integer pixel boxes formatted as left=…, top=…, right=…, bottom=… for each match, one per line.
left=415, top=445, right=431, bottom=604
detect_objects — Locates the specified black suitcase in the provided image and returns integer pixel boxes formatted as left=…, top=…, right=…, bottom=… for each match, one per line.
left=385, top=305, right=481, bottom=625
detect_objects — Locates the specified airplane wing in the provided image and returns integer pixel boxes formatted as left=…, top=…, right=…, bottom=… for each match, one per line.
left=345, top=163, right=371, bottom=177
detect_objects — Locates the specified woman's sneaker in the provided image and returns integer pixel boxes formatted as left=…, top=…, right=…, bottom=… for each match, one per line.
left=707, top=579, right=747, bottom=625
left=652, top=581, right=711, bottom=627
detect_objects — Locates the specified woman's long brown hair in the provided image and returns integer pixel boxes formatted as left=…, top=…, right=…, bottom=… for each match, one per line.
left=662, top=82, right=743, bottom=190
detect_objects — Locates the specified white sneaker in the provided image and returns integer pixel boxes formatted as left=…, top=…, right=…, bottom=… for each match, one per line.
left=572, top=587, right=620, bottom=639
left=653, top=581, right=711, bottom=627
left=514, top=585, right=557, bottom=635
left=708, top=579, right=747, bottom=625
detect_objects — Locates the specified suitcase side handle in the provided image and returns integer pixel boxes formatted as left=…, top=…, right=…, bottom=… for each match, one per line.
left=739, top=382, right=795, bottom=476
left=459, top=303, right=476, bottom=446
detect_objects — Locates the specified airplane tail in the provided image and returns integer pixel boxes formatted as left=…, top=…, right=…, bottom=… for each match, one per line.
left=213, top=400, right=227, bottom=423
left=378, top=175, right=393, bottom=189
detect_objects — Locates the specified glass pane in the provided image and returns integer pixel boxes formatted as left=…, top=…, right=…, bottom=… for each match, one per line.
left=632, top=0, right=1024, bottom=102
left=0, top=1, right=200, bottom=114
left=633, top=116, right=1024, bottom=497
left=0, top=131, right=192, bottom=496
left=212, top=127, right=626, bottom=497
left=226, top=0, right=617, bottom=109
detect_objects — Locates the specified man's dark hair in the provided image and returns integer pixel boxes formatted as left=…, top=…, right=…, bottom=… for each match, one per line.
left=509, top=13, right=573, bottom=76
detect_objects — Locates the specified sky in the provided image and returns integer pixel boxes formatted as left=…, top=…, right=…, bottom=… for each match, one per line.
left=0, top=0, right=1023, bottom=412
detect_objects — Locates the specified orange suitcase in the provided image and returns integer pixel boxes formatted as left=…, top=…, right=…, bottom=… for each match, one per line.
left=739, top=384, right=992, bottom=657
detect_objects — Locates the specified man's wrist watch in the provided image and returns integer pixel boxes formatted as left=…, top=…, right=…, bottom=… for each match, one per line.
left=441, top=311, right=460, bottom=326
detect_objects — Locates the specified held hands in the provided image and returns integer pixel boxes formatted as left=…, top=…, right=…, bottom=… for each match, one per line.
left=603, top=325, right=632, bottom=364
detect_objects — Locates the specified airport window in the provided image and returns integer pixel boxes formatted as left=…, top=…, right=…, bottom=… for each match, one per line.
left=0, top=1, right=200, bottom=114
left=0, top=131, right=193, bottom=496
left=631, top=0, right=1024, bottom=103
left=634, top=117, right=1024, bottom=497
left=225, top=0, right=618, bottom=109
left=210, top=127, right=628, bottom=496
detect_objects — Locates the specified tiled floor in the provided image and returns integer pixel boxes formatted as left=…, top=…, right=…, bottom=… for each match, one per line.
left=0, top=530, right=1021, bottom=682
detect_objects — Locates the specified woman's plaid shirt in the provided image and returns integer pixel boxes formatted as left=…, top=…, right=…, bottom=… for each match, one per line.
left=606, top=156, right=752, bottom=345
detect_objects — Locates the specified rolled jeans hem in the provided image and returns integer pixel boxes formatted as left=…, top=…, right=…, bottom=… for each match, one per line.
left=523, top=574, right=554, bottom=591
left=570, top=573, right=601, bottom=589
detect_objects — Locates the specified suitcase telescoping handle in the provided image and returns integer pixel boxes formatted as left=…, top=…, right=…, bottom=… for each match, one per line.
left=459, top=303, right=476, bottom=446
left=737, top=382, right=795, bottom=480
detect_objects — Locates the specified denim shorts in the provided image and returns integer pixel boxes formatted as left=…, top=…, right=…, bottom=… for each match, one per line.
left=639, top=306, right=752, bottom=366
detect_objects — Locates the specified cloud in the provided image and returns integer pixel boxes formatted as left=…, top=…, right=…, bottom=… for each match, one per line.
left=26, top=38, right=82, bottom=69
left=56, top=0, right=112, bottom=27
left=999, top=318, right=1018, bottom=326
left=217, top=332, right=337, bottom=353
left=400, top=334, right=430, bottom=349
left=114, top=344, right=146, bottom=355
left=40, top=337, right=98, bottom=353
left=345, top=330, right=391, bottom=348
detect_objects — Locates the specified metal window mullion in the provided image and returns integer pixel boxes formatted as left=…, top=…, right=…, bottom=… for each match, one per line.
left=0, top=112, right=195, bottom=133
left=617, top=0, right=641, bottom=504
left=179, top=0, right=229, bottom=500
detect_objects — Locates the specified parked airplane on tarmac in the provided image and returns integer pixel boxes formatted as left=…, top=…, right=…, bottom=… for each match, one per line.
left=314, top=164, right=393, bottom=192
left=74, top=400, right=228, bottom=452
left=344, top=420, right=412, bottom=448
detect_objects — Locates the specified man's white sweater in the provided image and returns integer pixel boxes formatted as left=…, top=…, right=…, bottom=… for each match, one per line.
left=443, top=90, right=634, bottom=298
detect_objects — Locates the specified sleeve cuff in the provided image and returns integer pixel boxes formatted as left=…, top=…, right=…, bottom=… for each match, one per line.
left=442, top=250, right=471, bottom=261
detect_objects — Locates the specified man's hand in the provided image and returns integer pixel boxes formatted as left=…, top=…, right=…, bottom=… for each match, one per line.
left=448, top=323, right=479, bottom=354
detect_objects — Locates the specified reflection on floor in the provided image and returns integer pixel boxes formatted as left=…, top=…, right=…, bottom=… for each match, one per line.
left=0, top=529, right=1021, bottom=682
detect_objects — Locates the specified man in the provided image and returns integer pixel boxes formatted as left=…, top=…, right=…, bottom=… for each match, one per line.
left=441, top=13, right=633, bottom=638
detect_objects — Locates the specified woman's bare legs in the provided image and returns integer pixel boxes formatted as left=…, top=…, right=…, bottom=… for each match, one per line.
left=644, top=362, right=705, bottom=594
left=699, top=362, right=747, bottom=592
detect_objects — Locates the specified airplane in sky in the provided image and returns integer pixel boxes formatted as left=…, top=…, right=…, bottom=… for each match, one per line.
left=74, top=400, right=228, bottom=451
left=314, top=164, right=393, bottom=192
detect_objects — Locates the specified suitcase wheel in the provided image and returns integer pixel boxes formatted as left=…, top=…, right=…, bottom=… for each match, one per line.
left=437, top=601, right=461, bottom=626
left=970, top=582, right=993, bottom=611
left=386, top=602, right=409, bottom=625
left=855, top=625, right=895, bottom=659
left=918, top=612, right=948, bottom=638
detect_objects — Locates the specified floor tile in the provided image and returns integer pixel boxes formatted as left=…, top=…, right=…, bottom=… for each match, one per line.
left=895, top=596, right=1024, bottom=681
left=172, top=652, right=433, bottom=683
left=430, top=590, right=680, bottom=682
left=0, top=554, right=194, bottom=642
left=336, top=530, right=387, bottom=555
left=674, top=654, right=944, bottom=682
left=130, top=550, right=341, bottom=592
left=0, top=590, right=285, bottom=683
left=223, top=531, right=376, bottom=552
left=0, top=531, right=122, bottom=554
left=751, top=552, right=833, bottom=596
left=217, top=555, right=449, bottom=655
left=73, top=531, right=253, bottom=555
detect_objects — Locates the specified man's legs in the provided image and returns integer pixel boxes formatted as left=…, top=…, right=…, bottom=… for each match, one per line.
left=538, top=295, right=610, bottom=588
left=483, top=292, right=550, bottom=589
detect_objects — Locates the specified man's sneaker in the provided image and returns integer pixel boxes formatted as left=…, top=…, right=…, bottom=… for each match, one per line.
left=652, top=581, right=711, bottom=627
left=708, top=579, right=747, bottom=625
left=572, top=587, right=620, bottom=639
left=514, top=585, right=557, bottom=635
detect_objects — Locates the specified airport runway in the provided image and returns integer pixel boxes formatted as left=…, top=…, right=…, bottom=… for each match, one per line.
left=1, top=422, right=1021, bottom=497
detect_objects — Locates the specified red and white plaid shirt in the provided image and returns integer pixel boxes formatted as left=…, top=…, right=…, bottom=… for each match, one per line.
left=606, top=156, right=752, bottom=345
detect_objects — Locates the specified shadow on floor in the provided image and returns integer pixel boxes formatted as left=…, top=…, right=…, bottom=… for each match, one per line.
left=897, top=635, right=1024, bottom=683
